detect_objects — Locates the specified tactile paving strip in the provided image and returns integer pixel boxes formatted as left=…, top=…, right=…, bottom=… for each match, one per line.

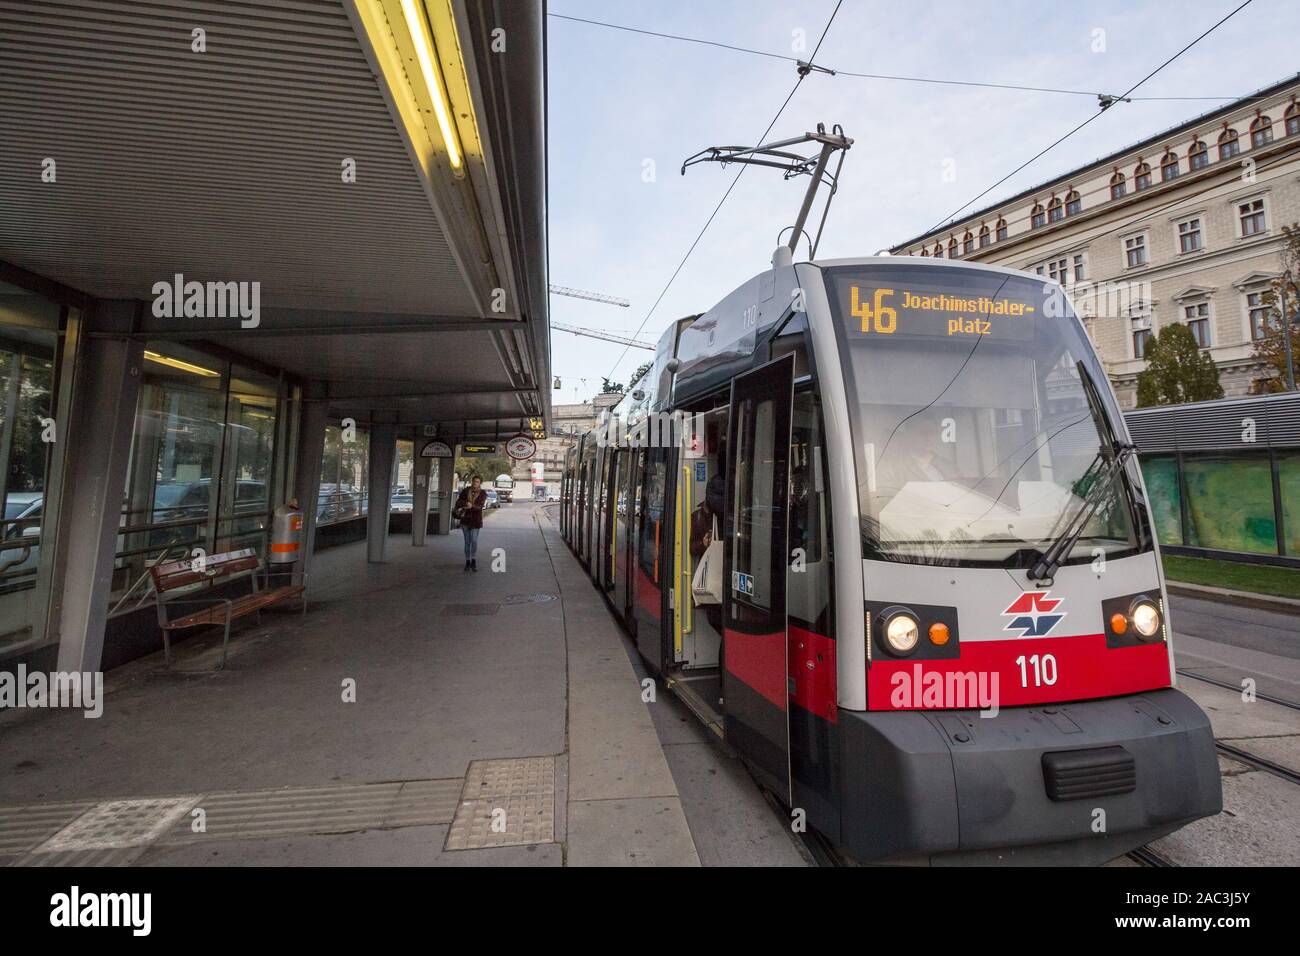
left=36, top=797, right=199, bottom=852
left=445, top=756, right=556, bottom=850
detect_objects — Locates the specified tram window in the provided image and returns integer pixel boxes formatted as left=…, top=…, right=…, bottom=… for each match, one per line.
left=788, top=391, right=832, bottom=634
left=771, top=333, right=809, bottom=377
left=639, top=452, right=666, bottom=582
left=731, top=395, right=776, bottom=610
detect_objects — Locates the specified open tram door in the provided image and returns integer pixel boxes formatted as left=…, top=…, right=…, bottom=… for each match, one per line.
left=723, top=354, right=794, bottom=803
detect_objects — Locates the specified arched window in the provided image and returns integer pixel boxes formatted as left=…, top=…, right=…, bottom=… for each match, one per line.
left=920, top=247, right=930, bottom=257
left=1031, top=204, right=1046, bottom=229
left=1218, top=127, right=1240, bottom=160
left=1250, top=115, right=1273, bottom=148
left=978, top=224, right=991, bottom=248
left=1161, top=151, right=1179, bottom=181
left=1047, top=197, right=1064, bottom=223
left=1109, top=172, right=1126, bottom=200
left=995, top=217, right=1008, bottom=241
left=1065, top=190, right=1082, bottom=216
left=1134, top=162, right=1152, bottom=191
left=948, top=237, right=959, bottom=258
left=962, top=231, right=975, bottom=255
left=1287, top=103, right=1300, bottom=137
left=933, top=242, right=944, bottom=258
left=1188, top=139, right=1209, bottom=170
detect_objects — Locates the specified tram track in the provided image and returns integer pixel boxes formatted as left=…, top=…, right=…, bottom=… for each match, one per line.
left=1177, top=669, right=1300, bottom=712
left=1127, top=845, right=1178, bottom=867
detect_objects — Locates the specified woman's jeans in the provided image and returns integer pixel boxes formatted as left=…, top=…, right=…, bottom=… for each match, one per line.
left=462, top=526, right=480, bottom=559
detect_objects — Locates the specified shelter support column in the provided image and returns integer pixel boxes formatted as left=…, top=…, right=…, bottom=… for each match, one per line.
left=411, top=444, right=432, bottom=547
left=367, top=423, right=396, bottom=562
left=48, top=301, right=144, bottom=673
left=291, top=395, right=328, bottom=588
left=435, top=454, right=454, bottom=535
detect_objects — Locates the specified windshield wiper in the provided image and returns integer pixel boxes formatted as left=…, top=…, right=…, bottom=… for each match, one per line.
left=1027, top=362, right=1135, bottom=585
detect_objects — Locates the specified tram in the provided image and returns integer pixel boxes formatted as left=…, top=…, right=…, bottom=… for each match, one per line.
left=560, top=248, right=1222, bottom=864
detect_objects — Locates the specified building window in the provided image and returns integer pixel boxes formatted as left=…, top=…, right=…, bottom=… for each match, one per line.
left=1133, top=329, right=1152, bottom=358
left=963, top=231, right=975, bottom=255
left=978, top=224, right=991, bottom=247
left=115, top=346, right=280, bottom=604
left=1048, top=197, right=1064, bottom=223
left=1177, top=217, right=1203, bottom=254
left=1287, top=104, right=1300, bottom=137
left=1035, top=265, right=1045, bottom=276
left=1250, top=116, right=1273, bottom=148
left=1184, top=302, right=1210, bottom=347
left=948, top=237, right=959, bottom=258
left=995, top=217, right=1008, bottom=241
left=1134, top=162, right=1152, bottom=191
left=1031, top=204, right=1046, bottom=229
left=1161, top=152, right=1180, bottom=181
left=1124, top=233, right=1148, bottom=268
left=920, top=247, right=930, bottom=257
left=1188, top=140, right=1209, bottom=170
left=1110, top=172, right=1126, bottom=200
left=1046, top=257, right=1070, bottom=285
left=1073, top=253, right=1086, bottom=282
left=1218, top=128, right=1240, bottom=160
left=933, top=242, right=943, bottom=258
left=1247, top=290, right=1275, bottom=340
left=1239, top=198, right=1266, bottom=237
left=1065, top=190, right=1082, bottom=216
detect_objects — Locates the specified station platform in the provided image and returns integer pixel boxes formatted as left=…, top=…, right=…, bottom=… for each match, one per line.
left=0, top=502, right=805, bottom=867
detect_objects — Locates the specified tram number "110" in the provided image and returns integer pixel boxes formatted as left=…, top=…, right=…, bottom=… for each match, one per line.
left=850, top=286, right=897, bottom=334
left=1015, top=653, right=1058, bottom=688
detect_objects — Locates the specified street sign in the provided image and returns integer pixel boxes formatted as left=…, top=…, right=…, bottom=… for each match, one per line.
left=420, top=439, right=452, bottom=458
left=506, top=435, right=537, bottom=460
left=461, top=443, right=498, bottom=456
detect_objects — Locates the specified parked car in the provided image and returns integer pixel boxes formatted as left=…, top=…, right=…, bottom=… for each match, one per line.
left=390, top=493, right=414, bottom=513
left=484, top=489, right=499, bottom=509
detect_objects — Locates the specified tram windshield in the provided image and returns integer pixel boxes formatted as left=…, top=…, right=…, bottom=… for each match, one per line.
left=824, top=263, right=1142, bottom=568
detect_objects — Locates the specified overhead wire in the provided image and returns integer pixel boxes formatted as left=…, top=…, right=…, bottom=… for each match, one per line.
left=602, top=0, right=846, bottom=379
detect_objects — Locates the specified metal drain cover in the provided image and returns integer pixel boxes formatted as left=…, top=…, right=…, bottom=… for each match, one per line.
left=442, top=603, right=499, bottom=616
left=500, top=593, right=558, bottom=605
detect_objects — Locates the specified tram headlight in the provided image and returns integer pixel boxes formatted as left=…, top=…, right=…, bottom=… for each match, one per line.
left=882, top=609, right=920, bottom=656
left=1130, top=599, right=1161, bottom=640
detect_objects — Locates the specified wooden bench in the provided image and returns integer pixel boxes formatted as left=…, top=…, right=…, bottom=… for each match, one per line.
left=149, top=548, right=306, bottom=668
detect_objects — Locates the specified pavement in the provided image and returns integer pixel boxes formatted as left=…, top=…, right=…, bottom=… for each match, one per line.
left=0, top=501, right=807, bottom=867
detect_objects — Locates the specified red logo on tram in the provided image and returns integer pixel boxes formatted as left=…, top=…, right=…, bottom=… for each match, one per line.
left=1002, top=591, right=1066, bottom=638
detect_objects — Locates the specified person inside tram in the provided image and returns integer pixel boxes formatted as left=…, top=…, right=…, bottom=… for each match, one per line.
left=690, top=427, right=726, bottom=638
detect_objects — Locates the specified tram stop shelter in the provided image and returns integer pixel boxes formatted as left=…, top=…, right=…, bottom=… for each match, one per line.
left=0, top=0, right=550, bottom=674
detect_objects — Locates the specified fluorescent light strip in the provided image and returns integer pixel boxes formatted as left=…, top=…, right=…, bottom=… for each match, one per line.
left=399, top=0, right=463, bottom=173
left=144, top=350, right=220, bottom=378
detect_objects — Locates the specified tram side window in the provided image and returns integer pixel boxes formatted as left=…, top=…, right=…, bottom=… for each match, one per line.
left=788, top=391, right=832, bottom=634
left=639, top=452, right=667, bottom=582
left=732, top=395, right=776, bottom=610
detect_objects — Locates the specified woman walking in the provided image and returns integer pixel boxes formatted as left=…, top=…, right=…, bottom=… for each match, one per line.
left=454, top=475, right=488, bottom=571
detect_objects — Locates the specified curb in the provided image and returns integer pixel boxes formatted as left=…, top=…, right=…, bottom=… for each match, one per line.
left=1166, top=581, right=1300, bottom=616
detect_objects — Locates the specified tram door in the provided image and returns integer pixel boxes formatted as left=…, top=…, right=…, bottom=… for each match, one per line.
left=723, top=355, right=795, bottom=803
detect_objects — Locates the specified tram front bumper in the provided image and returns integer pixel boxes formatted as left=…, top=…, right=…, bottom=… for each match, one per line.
left=838, top=688, right=1222, bottom=865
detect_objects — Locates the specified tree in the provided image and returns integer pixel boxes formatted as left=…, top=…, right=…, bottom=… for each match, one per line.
left=628, top=361, right=653, bottom=388
left=454, top=455, right=513, bottom=483
left=1135, top=323, right=1224, bottom=407
left=600, top=377, right=624, bottom=394
left=1249, top=223, right=1300, bottom=395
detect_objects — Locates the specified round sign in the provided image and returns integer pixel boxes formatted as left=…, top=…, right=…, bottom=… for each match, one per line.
left=506, top=435, right=537, bottom=460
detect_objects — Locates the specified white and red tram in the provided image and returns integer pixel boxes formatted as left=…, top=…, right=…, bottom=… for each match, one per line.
left=561, top=251, right=1220, bottom=864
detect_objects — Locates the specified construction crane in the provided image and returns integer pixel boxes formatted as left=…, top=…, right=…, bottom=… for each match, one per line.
left=549, top=284, right=630, bottom=308
left=552, top=321, right=654, bottom=350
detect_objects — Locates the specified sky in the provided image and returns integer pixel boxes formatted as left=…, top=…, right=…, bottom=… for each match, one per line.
left=544, top=0, right=1300, bottom=399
